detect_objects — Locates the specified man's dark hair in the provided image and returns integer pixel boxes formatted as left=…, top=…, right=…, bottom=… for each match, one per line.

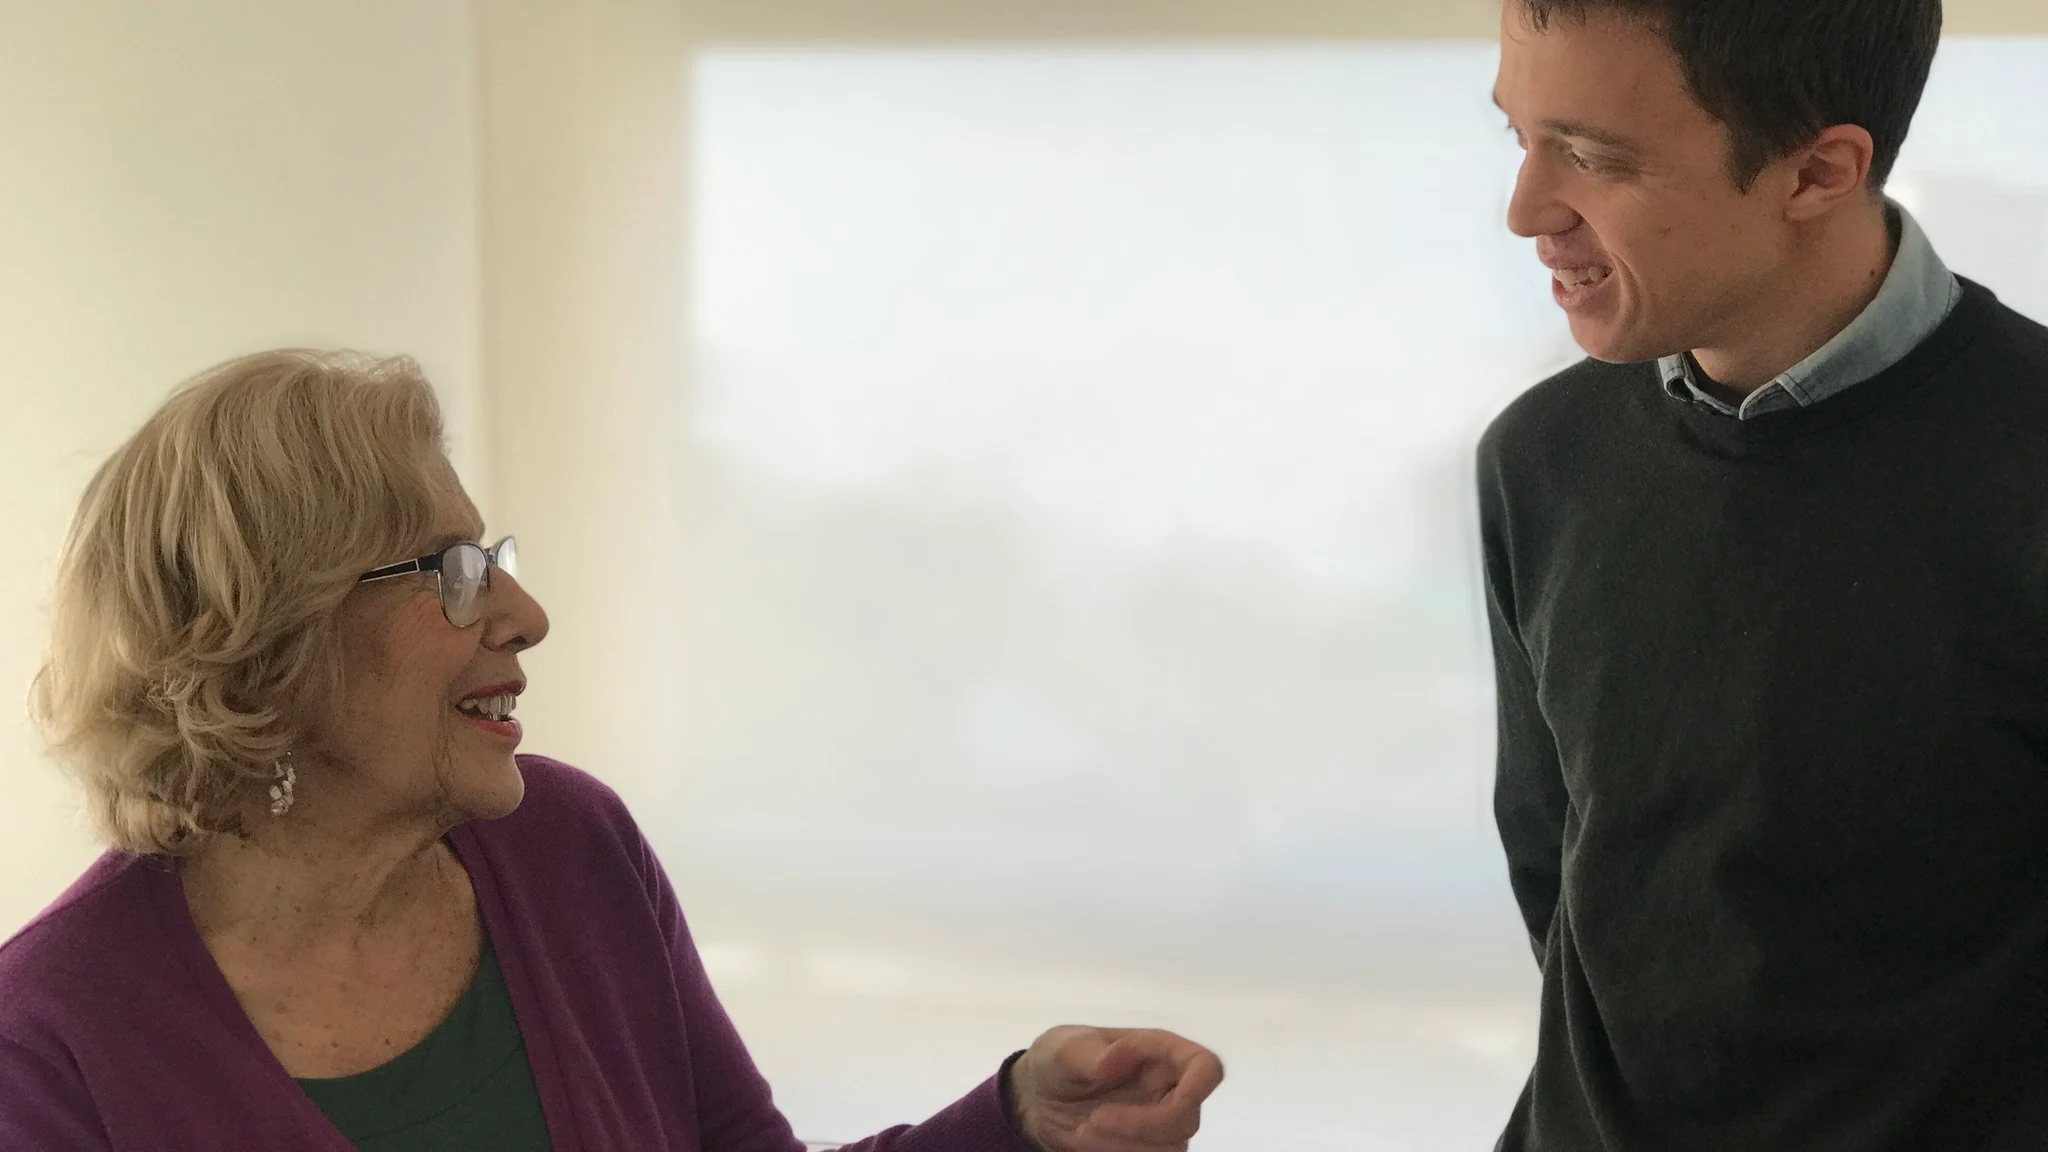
left=1518, top=0, right=1943, bottom=192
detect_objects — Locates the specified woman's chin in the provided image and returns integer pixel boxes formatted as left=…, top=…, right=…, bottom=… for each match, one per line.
left=454, top=756, right=527, bottom=822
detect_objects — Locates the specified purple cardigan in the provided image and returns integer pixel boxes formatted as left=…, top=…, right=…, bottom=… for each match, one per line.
left=0, top=755, right=1036, bottom=1152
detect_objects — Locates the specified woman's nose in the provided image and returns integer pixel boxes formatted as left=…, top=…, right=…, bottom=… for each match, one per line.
left=484, top=571, right=550, bottom=652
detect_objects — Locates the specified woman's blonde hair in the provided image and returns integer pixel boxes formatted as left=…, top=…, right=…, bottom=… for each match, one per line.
left=31, top=350, right=452, bottom=856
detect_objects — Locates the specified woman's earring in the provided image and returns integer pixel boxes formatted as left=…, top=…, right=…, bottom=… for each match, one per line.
left=268, top=754, right=296, bottom=817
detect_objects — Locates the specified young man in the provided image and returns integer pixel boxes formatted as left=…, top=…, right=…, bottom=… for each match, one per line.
left=1482, top=1, right=2048, bottom=1148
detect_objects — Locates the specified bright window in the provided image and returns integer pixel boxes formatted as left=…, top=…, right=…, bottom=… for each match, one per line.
left=676, top=41, right=2048, bottom=1150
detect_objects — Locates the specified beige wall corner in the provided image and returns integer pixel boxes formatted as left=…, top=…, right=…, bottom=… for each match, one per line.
left=475, top=0, right=694, bottom=810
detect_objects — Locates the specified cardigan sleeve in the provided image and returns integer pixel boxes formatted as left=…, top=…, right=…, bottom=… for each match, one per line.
left=630, top=832, right=1039, bottom=1152
left=0, top=1033, right=114, bottom=1152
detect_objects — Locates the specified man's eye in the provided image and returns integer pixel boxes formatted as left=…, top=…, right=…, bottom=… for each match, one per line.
left=1557, top=144, right=1609, bottom=174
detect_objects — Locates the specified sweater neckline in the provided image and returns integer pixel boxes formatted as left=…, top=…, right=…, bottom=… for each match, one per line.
left=1661, top=276, right=1999, bottom=449
left=141, top=855, right=370, bottom=1151
left=140, top=828, right=572, bottom=1151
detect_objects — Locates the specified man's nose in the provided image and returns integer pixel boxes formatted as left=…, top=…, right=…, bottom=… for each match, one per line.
left=1506, top=154, right=1581, bottom=239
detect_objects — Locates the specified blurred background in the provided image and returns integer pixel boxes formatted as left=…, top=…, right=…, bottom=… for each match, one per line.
left=4, top=2, right=2048, bottom=1148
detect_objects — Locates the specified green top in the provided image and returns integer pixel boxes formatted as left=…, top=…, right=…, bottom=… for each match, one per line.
left=295, top=941, right=552, bottom=1152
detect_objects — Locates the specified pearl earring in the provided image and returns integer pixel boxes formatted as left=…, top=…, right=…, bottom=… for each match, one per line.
left=268, top=754, right=296, bottom=817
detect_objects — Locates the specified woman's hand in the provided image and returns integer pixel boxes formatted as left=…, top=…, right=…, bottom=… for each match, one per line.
left=1007, top=1025, right=1225, bottom=1152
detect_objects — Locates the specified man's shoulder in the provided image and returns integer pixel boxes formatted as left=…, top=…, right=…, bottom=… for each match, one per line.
left=1966, top=278, right=2048, bottom=372
left=1910, top=279, right=2048, bottom=436
left=1480, top=355, right=1653, bottom=467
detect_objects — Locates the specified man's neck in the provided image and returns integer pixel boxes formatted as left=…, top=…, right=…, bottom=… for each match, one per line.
left=1690, top=200, right=1897, bottom=397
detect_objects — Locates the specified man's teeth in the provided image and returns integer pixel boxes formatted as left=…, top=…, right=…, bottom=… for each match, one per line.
left=1555, top=266, right=1613, bottom=290
left=457, top=693, right=517, bottom=721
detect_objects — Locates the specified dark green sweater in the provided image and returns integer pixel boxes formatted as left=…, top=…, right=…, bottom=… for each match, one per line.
left=1480, top=279, right=2048, bottom=1151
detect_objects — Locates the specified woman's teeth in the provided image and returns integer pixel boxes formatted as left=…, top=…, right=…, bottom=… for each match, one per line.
left=1555, top=266, right=1613, bottom=290
left=457, top=693, right=517, bottom=721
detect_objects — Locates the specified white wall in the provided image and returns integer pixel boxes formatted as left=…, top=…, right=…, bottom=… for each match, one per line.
left=0, top=0, right=484, bottom=935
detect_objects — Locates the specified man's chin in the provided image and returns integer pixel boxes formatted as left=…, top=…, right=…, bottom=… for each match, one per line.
left=1568, top=319, right=1668, bottom=366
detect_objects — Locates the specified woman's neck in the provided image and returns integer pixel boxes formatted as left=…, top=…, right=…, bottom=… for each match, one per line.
left=180, top=805, right=488, bottom=1080
left=181, top=806, right=466, bottom=959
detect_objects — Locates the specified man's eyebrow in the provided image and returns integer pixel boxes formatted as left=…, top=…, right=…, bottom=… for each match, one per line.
left=1544, top=119, right=1647, bottom=156
left=1492, top=90, right=1646, bottom=155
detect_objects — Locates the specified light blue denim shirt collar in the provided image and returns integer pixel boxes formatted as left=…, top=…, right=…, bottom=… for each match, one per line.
left=1658, top=201, right=1961, bottom=419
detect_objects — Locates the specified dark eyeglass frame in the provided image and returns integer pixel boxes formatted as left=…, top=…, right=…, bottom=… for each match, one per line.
left=357, top=536, right=517, bottom=628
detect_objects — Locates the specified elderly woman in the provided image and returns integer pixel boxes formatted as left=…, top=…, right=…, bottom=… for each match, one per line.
left=0, top=351, right=1223, bottom=1152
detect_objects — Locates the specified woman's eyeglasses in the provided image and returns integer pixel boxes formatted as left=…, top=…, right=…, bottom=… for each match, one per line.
left=357, top=537, right=517, bottom=628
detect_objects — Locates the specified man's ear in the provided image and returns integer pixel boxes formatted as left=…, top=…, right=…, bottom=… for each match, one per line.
left=1783, top=124, right=1878, bottom=222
